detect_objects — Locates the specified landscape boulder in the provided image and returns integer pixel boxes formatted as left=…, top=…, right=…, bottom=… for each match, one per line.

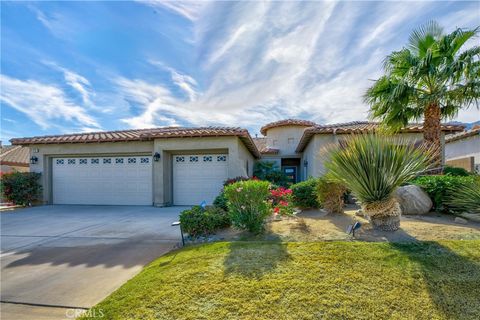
left=395, top=185, right=432, bottom=215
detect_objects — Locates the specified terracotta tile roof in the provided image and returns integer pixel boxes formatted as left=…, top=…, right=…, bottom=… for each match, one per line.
left=0, top=145, right=30, bottom=167
left=260, top=119, right=317, bottom=135
left=445, top=127, right=480, bottom=143
left=253, top=138, right=280, bottom=154
left=295, top=121, right=465, bottom=152
left=10, top=127, right=261, bottom=158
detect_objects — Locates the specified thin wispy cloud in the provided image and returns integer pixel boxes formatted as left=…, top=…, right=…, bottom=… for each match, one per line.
left=0, top=75, right=100, bottom=130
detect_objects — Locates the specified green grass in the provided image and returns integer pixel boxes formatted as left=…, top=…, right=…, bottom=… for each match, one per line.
left=81, top=241, right=480, bottom=320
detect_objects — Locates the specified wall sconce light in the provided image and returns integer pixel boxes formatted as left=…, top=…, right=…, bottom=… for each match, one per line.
left=303, top=160, right=308, bottom=167
left=30, top=156, right=39, bottom=164
left=153, top=152, right=161, bottom=162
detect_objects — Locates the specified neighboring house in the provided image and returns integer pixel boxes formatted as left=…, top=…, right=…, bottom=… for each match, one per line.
left=0, top=144, right=30, bottom=173
left=445, top=126, right=480, bottom=173
left=11, top=120, right=463, bottom=206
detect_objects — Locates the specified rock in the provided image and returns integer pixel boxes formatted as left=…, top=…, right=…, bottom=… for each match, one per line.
left=395, top=185, right=432, bottom=215
left=355, top=209, right=364, bottom=217
left=454, top=217, right=468, bottom=224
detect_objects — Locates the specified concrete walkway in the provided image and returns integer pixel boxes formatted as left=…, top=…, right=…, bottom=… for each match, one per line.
left=1, top=205, right=184, bottom=320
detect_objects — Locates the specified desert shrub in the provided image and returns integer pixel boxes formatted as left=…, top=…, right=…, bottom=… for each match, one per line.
left=253, top=161, right=289, bottom=187
left=443, top=166, right=471, bottom=176
left=325, top=134, right=434, bottom=231
left=213, top=191, right=228, bottom=211
left=412, top=175, right=479, bottom=214
left=224, top=180, right=271, bottom=234
left=316, top=176, right=346, bottom=214
left=269, top=187, right=294, bottom=216
left=444, top=179, right=480, bottom=214
left=179, top=206, right=230, bottom=237
left=290, top=179, right=319, bottom=208
left=0, top=172, right=42, bottom=206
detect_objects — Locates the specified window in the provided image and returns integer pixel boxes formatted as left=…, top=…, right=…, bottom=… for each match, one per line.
left=190, top=156, right=199, bottom=162
left=56, top=159, right=64, bottom=165
left=79, top=159, right=88, bottom=165
left=217, top=155, right=227, bottom=162
left=203, top=156, right=212, bottom=162
left=246, top=160, right=249, bottom=175
left=67, top=159, right=76, bottom=165
left=140, top=157, right=150, bottom=164
left=175, top=156, right=185, bottom=162
left=128, top=158, right=136, bottom=164
left=115, top=158, right=124, bottom=164
left=103, top=158, right=112, bottom=164
left=288, top=137, right=295, bottom=144
left=91, top=159, right=99, bottom=164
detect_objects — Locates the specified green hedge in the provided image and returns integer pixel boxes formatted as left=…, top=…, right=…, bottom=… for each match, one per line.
left=443, top=166, right=471, bottom=177
left=290, top=179, right=319, bottom=208
left=179, top=206, right=230, bottom=238
left=412, top=175, right=479, bottom=214
left=0, top=172, right=42, bottom=206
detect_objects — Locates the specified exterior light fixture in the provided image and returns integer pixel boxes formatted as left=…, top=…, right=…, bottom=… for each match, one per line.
left=30, top=156, right=39, bottom=164
left=153, top=152, right=161, bottom=162
left=303, top=160, right=308, bottom=167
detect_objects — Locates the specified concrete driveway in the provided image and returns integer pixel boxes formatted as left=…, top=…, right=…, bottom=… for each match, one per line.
left=1, top=205, right=183, bottom=320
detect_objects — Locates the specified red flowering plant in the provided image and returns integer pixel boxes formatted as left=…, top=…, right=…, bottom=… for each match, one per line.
left=269, top=187, right=294, bottom=217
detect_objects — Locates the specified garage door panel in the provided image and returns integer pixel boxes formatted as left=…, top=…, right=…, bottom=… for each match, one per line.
left=173, top=154, right=228, bottom=205
left=53, top=156, right=152, bottom=205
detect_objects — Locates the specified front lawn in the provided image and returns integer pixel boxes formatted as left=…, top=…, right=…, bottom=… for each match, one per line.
left=82, top=241, right=480, bottom=320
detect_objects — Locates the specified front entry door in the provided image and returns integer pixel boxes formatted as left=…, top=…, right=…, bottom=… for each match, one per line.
left=282, top=166, right=297, bottom=185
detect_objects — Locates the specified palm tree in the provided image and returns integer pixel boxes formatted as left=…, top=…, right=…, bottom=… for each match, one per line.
left=365, top=21, right=479, bottom=168
left=325, top=134, right=435, bottom=231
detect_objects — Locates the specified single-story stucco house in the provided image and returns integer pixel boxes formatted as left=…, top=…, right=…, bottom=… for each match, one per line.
left=11, top=120, right=463, bottom=206
left=445, top=126, right=480, bottom=173
left=0, top=144, right=30, bottom=173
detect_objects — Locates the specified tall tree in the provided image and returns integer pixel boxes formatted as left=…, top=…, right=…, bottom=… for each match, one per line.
left=365, top=21, right=480, bottom=168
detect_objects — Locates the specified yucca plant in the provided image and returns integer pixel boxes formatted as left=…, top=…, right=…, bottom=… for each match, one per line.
left=325, top=134, right=435, bottom=231
left=445, top=179, right=480, bottom=215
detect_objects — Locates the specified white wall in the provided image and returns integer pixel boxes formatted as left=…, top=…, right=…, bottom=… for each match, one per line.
left=264, top=126, right=308, bottom=156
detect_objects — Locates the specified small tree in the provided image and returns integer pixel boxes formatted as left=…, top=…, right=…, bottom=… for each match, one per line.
left=1, top=172, right=42, bottom=206
left=253, top=161, right=289, bottom=187
left=365, top=21, right=479, bottom=168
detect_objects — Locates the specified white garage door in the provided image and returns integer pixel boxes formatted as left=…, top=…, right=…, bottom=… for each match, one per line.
left=52, top=156, right=152, bottom=205
left=173, top=154, right=228, bottom=205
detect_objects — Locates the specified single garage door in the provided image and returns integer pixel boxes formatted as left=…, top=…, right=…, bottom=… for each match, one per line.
left=52, top=156, right=152, bottom=205
left=173, top=154, right=228, bottom=205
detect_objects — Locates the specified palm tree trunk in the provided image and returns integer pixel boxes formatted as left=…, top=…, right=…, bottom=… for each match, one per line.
left=423, top=102, right=442, bottom=173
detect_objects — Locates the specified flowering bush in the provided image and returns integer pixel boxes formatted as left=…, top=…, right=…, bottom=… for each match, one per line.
left=269, top=187, right=294, bottom=216
left=224, top=180, right=271, bottom=234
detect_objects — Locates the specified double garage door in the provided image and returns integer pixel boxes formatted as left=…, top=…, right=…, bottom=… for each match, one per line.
left=52, top=154, right=228, bottom=206
left=52, top=156, right=153, bottom=205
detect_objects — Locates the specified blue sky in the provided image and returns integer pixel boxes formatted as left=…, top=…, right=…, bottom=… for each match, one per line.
left=1, top=1, right=479, bottom=142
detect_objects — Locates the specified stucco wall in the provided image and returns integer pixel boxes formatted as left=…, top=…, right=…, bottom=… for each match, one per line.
left=445, top=135, right=480, bottom=164
left=264, top=126, right=308, bottom=156
left=300, top=132, right=428, bottom=178
left=1, top=164, right=29, bottom=173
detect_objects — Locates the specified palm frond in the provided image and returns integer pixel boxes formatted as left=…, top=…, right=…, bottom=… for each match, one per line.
left=408, top=21, right=443, bottom=56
